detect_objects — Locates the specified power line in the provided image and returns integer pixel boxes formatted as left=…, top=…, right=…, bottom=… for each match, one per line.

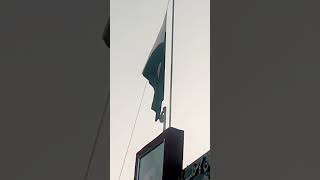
left=118, top=81, right=148, bottom=180
left=83, top=93, right=109, bottom=180
left=82, top=18, right=110, bottom=180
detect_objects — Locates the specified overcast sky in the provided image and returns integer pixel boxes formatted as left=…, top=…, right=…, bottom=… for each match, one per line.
left=111, top=0, right=210, bottom=179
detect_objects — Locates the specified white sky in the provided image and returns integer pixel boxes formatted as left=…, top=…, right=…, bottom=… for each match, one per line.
left=110, top=0, right=210, bottom=179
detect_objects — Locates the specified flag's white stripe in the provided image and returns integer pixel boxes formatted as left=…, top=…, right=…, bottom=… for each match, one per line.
left=148, top=12, right=167, bottom=59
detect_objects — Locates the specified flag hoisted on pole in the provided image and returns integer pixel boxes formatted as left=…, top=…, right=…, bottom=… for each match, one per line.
left=142, top=13, right=167, bottom=122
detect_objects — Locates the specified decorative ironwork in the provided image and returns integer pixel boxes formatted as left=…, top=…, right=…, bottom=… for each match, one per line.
left=181, top=151, right=210, bottom=180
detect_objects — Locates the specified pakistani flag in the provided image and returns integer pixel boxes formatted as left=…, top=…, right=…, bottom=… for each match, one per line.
left=143, top=14, right=167, bottom=121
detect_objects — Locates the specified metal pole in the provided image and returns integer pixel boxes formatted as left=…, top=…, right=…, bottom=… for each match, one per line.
left=163, top=111, right=166, bottom=131
left=160, top=106, right=167, bottom=131
left=169, top=0, right=175, bottom=128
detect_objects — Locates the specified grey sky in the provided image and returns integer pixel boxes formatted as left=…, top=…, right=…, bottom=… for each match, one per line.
left=111, top=0, right=210, bottom=179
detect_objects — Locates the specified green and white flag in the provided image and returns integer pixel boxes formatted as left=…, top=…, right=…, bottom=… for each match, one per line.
left=142, top=13, right=167, bottom=121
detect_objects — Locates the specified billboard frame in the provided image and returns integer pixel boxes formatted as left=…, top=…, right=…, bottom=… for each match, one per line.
left=134, top=127, right=184, bottom=180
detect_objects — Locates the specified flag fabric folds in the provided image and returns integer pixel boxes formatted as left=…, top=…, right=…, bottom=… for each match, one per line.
left=143, top=14, right=167, bottom=121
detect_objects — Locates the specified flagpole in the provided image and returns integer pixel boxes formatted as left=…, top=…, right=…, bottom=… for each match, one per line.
left=169, top=0, right=175, bottom=128
left=163, top=107, right=166, bottom=131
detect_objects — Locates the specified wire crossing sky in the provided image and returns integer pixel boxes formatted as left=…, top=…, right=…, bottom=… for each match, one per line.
left=111, top=0, right=210, bottom=179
